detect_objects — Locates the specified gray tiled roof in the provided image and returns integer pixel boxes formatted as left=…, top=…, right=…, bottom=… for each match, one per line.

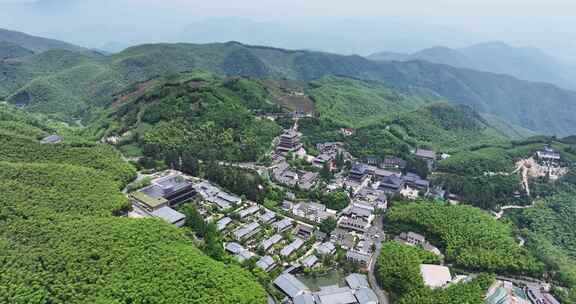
left=355, top=287, right=379, bottom=304
left=281, top=238, right=304, bottom=257
left=150, top=206, right=186, bottom=225
left=261, top=234, right=283, bottom=250
left=346, top=273, right=369, bottom=290
left=273, top=274, right=309, bottom=298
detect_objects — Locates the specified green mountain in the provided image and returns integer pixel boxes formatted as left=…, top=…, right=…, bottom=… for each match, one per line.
left=308, top=76, right=439, bottom=128
left=0, top=28, right=85, bottom=53
left=0, top=103, right=268, bottom=304
left=0, top=41, right=33, bottom=60
left=87, top=72, right=282, bottom=162
left=1, top=37, right=576, bottom=135
left=369, top=42, right=576, bottom=90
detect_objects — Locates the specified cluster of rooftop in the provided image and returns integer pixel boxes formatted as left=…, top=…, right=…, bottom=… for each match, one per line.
left=274, top=273, right=379, bottom=304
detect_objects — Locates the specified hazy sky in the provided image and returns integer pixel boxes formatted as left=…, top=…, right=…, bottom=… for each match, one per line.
left=1, top=0, right=575, bottom=59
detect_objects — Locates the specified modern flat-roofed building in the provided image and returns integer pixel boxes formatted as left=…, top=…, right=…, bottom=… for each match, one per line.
left=132, top=172, right=195, bottom=211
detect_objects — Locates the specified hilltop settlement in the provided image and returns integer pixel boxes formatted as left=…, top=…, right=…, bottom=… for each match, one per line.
left=122, top=117, right=568, bottom=304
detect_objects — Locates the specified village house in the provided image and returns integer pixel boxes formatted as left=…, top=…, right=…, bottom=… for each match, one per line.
left=256, top=255, right=276, bottom=272
left=216, top=216, right=232, bottom=231
left=194, top=181, right=241, bottom=210
left=225, top=242, right=254, bottom=263
left=296, top=224, right=315, bottom=240
left=525, top=284, right=561, bottom=304
left=299, top=171, right=319, bottom=190
left=312, top=153, right=336, bottom=170
left=338, top=216, right=370, bottom=232
left=40, top=134, right=62, bottom=144
left=292, top=201, right=334, bottom=223
left=414, top=148, right=437, bottom=170
left=382, top=156, right=407, bottom=170
left=402, top=173, right=430, bottom=191
left=238, top=205, right=260, bottom=219
left=331, top=228, right=356, bottom=249
left=273, top=217, right=294, bottom=232
left=261, top=234, right=283, bottom=251
left=378, top=175, right=405, bottom=194
left=396, top=231, right=442, bottom=256
left=259, top=211, right=276, bottom=223
left=273, top=273, right=310, bottom=299
left=280, top=238, right=305, bottom=257
left=316, top=241, right=336, bottom=255
left=301, top=255, right=319, bottom=268
left=287, top=273, right=380, bottom=304
left=355, top=187, right=388, bottom=210
left=233, top=221, right=261, bottom=241
left=346, top=250, right=371, bottom=265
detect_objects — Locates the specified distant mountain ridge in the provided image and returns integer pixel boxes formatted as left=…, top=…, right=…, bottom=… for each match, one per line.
left=0, top=41, right=33, bottom=60
left=0, top=28, right=85, bottom=53
left=368, top=42, right=576, bottom=90
left=1, top=32, right=576, bottom=136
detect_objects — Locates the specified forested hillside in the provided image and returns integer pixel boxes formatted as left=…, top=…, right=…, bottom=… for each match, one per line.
left=386, top=202, right=543, bottom=275
left=514, top=190, right=576, bottom=302
left=0, top=104, right=268, bottom=304
left=375, top=241, right=495, bottom=304
left=1, top=38, right=576, bottom=135
left=308, top=76, right=437, bottom=127
left=86, top=72, right=282, bottom=163
left=0, top=28, right=85, bottom=53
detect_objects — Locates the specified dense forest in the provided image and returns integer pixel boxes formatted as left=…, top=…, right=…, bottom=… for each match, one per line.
left=86, top=72, right=281, bottom=163
left=0, top=104, right=268, bottom=304
left=376, top=242, right=494, bottom=303
left=513, top=190, right=576, bottom=302
left=386, top=201, right=543, bottom=275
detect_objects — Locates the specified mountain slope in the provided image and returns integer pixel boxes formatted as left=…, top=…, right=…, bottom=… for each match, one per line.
left=369, top=42, right=576, bottom=90
left=0, top=41, right=33, bottom=60
left=0, top=103, right=268, bottom=304
left=2, top=39, right=576, bottom=135
left=0, top=28, right=86, bottom=53
left=86, top=72, right=282, bottom=162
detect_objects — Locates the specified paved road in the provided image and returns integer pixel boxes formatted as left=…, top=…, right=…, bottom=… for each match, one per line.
left=367, top=215, right=390, bottom=304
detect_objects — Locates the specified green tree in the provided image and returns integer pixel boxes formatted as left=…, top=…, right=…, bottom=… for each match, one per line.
left=319, top=217, right=337, bottom=234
